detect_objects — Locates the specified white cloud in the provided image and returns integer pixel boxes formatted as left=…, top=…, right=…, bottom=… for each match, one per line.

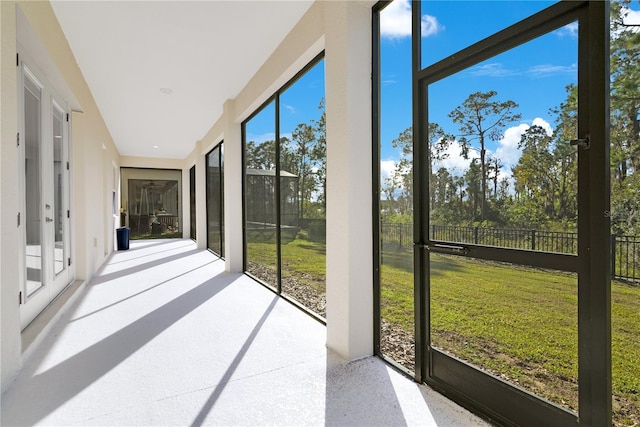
left=622, top=7, right=640, bottom=27
left=421, top=14, right=442, bottom=37
left=532, top=118, right=553, bottom=136
left=469, top=62, right=576, bottom=79
left=469, top=63, right=517, bottom=77
left=380, top=0, right=442, bottom=39
left=380, top=159, right=396, bottom=181
left=527, top=63, right=576, bottom=78
left=495, top=118, right=553, bottom=169
left=284, top=104, right=296, bottom=114
left=496, top=123, right=529, bottom=168
left=555, top=22, right=578, bottom=39
left=434, top=139, right=479, bottom=176
left=247, top=132, right=275, bottom=144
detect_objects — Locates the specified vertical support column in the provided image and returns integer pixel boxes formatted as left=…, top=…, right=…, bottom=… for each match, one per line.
left=324, top=1, right=373, bottom=361
left=194, top=140, right=208, bottom=249
left=223, top=99, right=243, bottom=273
left=577, top=2, right=611, bottom=425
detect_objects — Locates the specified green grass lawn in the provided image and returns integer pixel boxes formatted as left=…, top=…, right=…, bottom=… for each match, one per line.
left=247, top=237, right=326, bottom=294
left=246, top=237, right=639, bottom=426
left=382, top=248, right=640, bottom=426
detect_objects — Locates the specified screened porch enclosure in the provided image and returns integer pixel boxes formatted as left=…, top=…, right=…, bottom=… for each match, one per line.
left=245, top=168, right=300, bottom=244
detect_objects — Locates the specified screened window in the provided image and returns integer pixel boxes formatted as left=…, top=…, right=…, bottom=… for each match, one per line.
left=243, top=54, right=326, bottom=318
left=206, top=143, right=224, bottom=257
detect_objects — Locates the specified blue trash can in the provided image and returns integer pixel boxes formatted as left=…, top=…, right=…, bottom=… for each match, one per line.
left=116, top=227, right=130, bottom=250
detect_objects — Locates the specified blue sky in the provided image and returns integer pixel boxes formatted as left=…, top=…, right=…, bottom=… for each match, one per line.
left=380, top=0, right=640, bottom=187
left=244, top=59, right=325, bottom=150
left=246, top=0, right=640, bottom=187
left=380, top=0, right=581, bottom=183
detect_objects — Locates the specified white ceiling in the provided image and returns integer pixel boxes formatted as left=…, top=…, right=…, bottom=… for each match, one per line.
left=51, top=1, right=313, bottom=159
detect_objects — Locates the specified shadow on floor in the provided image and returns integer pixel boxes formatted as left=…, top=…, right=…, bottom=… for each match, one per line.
left=1, top=272, right=238, bottom=426
left=190, top=296, right=278, bottom=426
left=69, top=258, right=220, bottom=323
left=90, top=248, right=201, bottom=285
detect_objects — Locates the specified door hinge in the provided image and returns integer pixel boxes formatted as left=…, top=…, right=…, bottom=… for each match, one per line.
left=67, top=210, right=70, bottom=219
left=68, top=258, right=72, bottom=267
left=17, top=132, right=20, bottom=147
left=16, top=53, right=19, bottom=67
left=19, top=291, right=23, bottom=305
left=67, top=161, right=70, bottom=170
left=66, top=113, right=70, bottom=122
left=17, top=212, right=21, bottom=227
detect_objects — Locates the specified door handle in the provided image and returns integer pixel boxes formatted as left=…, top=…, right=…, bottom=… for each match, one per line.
left=46, top=217, right=53, bottom=223
left=45, top=204, right=51, bottom=210
left=418, top=243, right=469, bottom=255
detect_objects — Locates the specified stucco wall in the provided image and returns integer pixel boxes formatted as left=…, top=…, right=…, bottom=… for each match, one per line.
left=1, top=0, right=23, bottom=395
left=1, top=1, right=120, bottom=393
left=181, top=0, right=376, bottom=359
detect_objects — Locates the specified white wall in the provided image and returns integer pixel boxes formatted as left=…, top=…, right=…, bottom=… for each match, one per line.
left=324, top=0, right=374, bottom=360
left=1, top=0, right=120, bottom=393
left=1, top=0, right=23, bottom=394
left=182, top=0, right=376, bottom=360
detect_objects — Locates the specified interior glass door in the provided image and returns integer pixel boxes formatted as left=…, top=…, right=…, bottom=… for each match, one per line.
left=49, top=102, right=70, bottom=297
left=23, top=70, right=44, bottom=302
left=20, top=62, right=72, bottom=329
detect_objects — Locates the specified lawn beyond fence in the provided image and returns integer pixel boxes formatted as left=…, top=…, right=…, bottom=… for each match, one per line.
left=381, top=223, right=640, bottom=283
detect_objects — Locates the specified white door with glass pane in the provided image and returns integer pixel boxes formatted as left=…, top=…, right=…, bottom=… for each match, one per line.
left=19, top=59, right=72, bottom=329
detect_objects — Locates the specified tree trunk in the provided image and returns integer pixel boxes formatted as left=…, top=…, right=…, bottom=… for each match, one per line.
left=480, top=138, right=487, bottom=221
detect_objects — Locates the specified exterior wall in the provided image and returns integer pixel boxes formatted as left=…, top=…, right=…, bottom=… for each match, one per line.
left=324, top=0, right=374, bottom=360
left=1, top=1, right=120, bottom=393
left=183, top=0, right=376, bottom=360
left=1, top=0, right=23, bottom=395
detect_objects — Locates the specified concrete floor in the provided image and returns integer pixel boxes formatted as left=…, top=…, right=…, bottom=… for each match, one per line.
left=2, top=239, right=489, bottom=426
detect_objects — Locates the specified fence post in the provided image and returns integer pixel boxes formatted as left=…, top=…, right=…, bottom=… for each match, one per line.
left=474, top=226, right=479, bottom=245
left=399, top=224, right=403, bottom=248
left=611, top=234, right=617, bottom=279
left=531, top=229, right=536, bottom=251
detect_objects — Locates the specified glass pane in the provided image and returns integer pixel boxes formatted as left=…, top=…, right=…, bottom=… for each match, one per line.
left=610, top=2, right=640, bottom=424
left=279, top=59, right=326, bottom=317
left=24, top=76, right=43, bottom=296
left=244, top=102, right=277, bottom=288
left=220, top=145, right=225, bottom=258
left=128, top=177, right=180, bottom=239
left=420, top=0, right=556, bottom=69
left=206, top=146, right=222, bottom=256
left=378, top=0, right=415, bottom=371
left=426, top=24, right=578, bottom=413
left=430, top=254, right=578, bottom=413
left=52, top=105, right=65, bottom=276
left=190, top=165, right=196, bottom=240
left=427, top=27, right=578, bottom=250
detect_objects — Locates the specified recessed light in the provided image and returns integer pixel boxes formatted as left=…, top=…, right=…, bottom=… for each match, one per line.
left=153, top=145, right=159, bottom=149
left=160, top=88, right=172, bottom=94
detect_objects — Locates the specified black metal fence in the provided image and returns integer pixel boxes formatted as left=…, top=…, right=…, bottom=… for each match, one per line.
left=381, top=223, right=640, bottom=283
left=612, top=235, right=640, bottom=283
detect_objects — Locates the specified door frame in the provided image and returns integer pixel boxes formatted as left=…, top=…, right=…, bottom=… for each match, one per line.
left=18, top=48, right=74, bottom=330
left=410, top=2, right=610, bottom=426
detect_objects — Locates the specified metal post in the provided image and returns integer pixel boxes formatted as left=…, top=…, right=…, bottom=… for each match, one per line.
left=531, top=229, right=536, bottom=251
left=611, top=234, right=616, bottom=279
